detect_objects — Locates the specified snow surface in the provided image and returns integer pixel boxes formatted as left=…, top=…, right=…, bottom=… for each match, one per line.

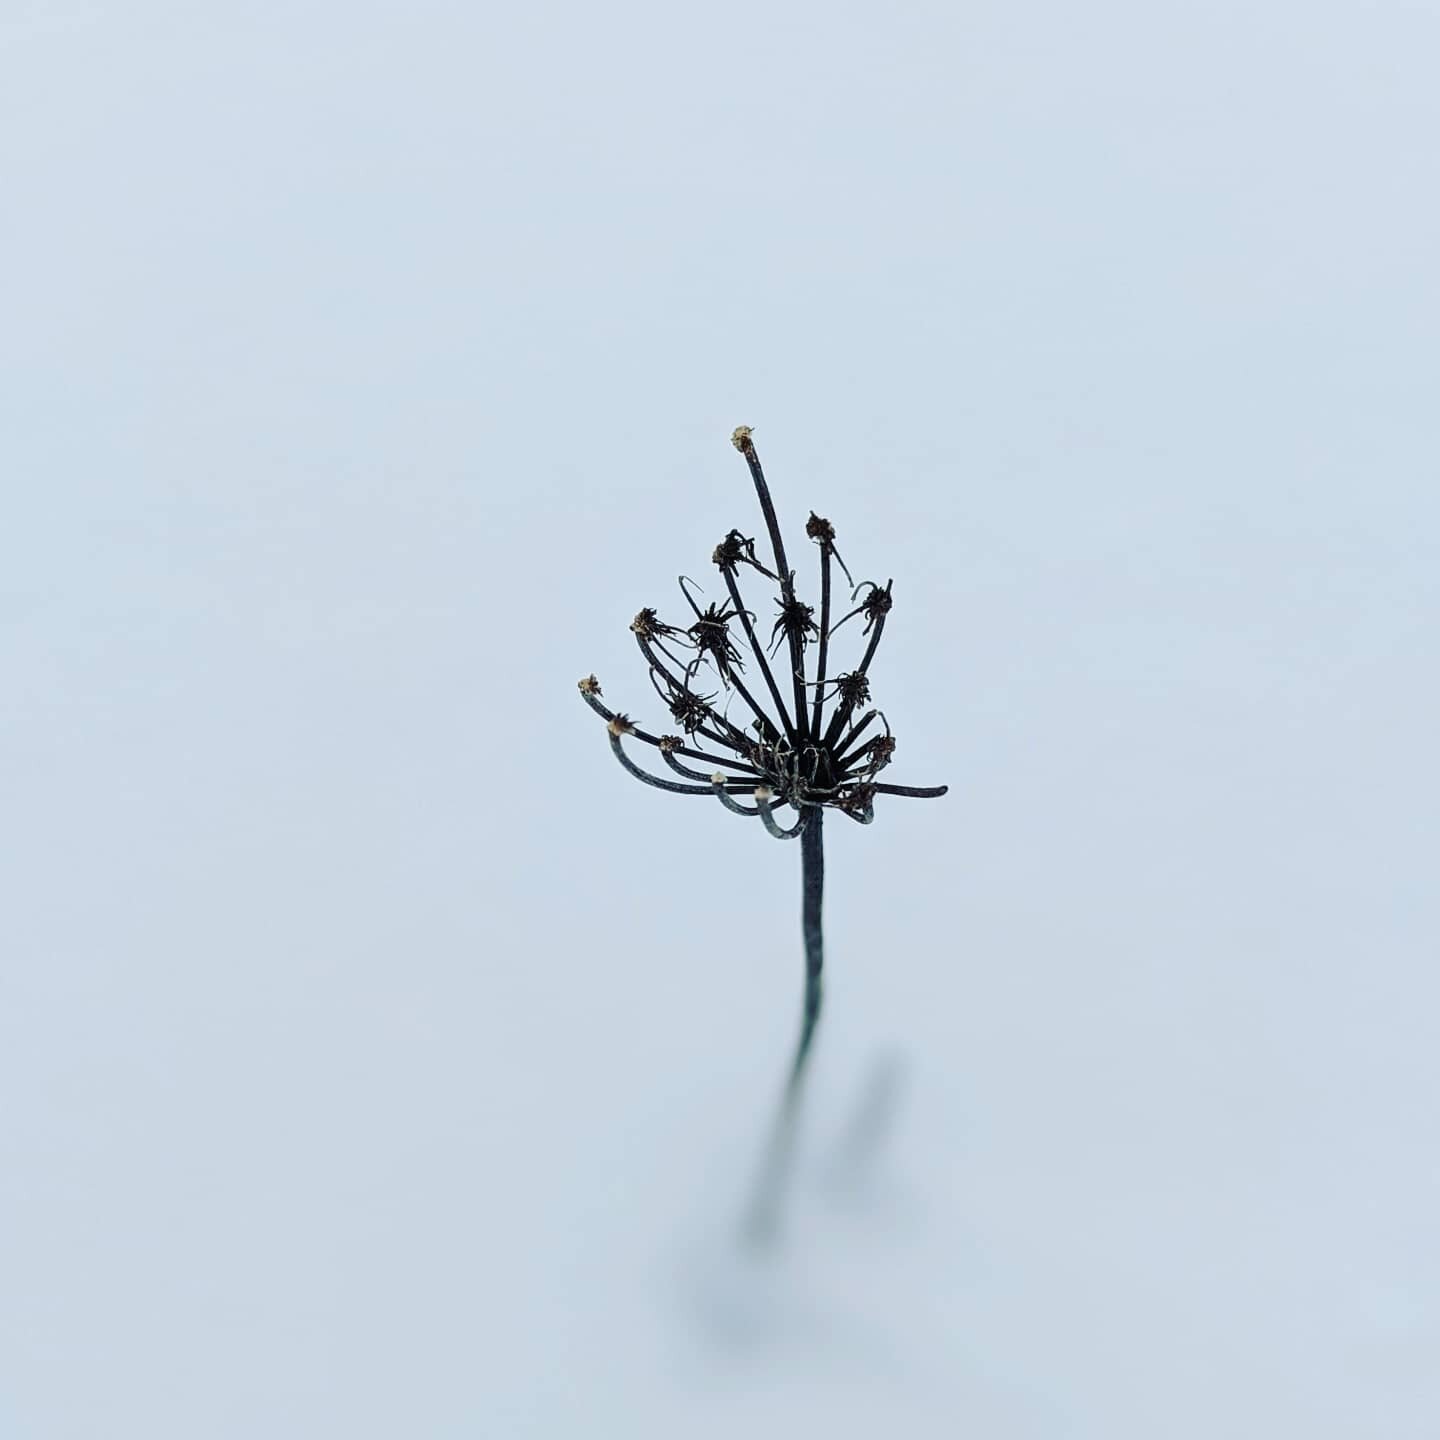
left=3, top=1, right=1437, bottom=1434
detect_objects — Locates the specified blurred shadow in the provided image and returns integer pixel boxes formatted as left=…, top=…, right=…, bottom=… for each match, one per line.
left=737, top=1050, right=909, bottom=1257
left=820, top=1052, right=907, bottom=1208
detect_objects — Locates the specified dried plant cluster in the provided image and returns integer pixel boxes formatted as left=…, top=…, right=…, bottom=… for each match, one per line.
left=575, top=426, right=948, bottom=1245
left=576, top=426, right=947, bottom=834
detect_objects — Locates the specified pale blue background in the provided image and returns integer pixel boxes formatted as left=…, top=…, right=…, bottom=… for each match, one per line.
left=3, top=2, right=1437, bottom=1435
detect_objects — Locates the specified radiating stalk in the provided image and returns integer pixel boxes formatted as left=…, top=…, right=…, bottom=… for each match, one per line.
left=721, top=568, right=800, bottom=746
left=810, top=545, right=833, bottom=741
left=734, top=428, right=809, bottom=742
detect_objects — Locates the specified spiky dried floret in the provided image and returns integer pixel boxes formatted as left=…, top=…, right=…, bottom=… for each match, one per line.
left=666, top=686, right=715, bottom=734
left=771, top=594, right=819, bottom=652
left=861, top=581, right=893, bottom=630
left=631, top=607, right=678, bottom=640
left=805, top=512, right=836, bottom=544
left=864, top=735, right=897, bottom=775
left=712, top=528, right=774, bottom=577
left=688, top=602, right=745, bottom=672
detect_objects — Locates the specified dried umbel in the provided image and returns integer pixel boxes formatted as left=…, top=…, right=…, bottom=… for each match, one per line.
left=576, top=426, right=946, bottom=830
left=576, top=427, right=949, bottom=1247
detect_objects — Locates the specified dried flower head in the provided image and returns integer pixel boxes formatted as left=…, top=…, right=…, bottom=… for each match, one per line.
left=576, top=427, right=950, bottom=1252
left=576, top=429, right=946, bottom=831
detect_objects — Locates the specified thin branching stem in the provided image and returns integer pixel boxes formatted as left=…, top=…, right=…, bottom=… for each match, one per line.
left=635, top=634, right=753, bottom=751
left=674, top=576, right=783, bottom=745
left=830, top=709, right=882, bottom=767
left=811, top=545, right=832, bottom=741
left=722, top=568, right=799, bottom=746
left=782, top=572, right=811, bottom=746
left=579, top=687, right=761, bottom=774
left=823, top=612, right=888, bottom=750
left=734, top=432, right=793, bottom=623
left=755, top=791, right=807, bottom=840
left=659, top=749, right=724, bottom=783
left=608, top=731, right=754, bottom=794
left=710, top=775, right=762, bottom=816
left=735, top=431, right=809, bottom=743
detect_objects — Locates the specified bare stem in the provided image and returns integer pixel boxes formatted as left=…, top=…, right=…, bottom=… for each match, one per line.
left=743, top=808, right=825, bottom=1249
left=734, top=428, right=809, bottom=742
